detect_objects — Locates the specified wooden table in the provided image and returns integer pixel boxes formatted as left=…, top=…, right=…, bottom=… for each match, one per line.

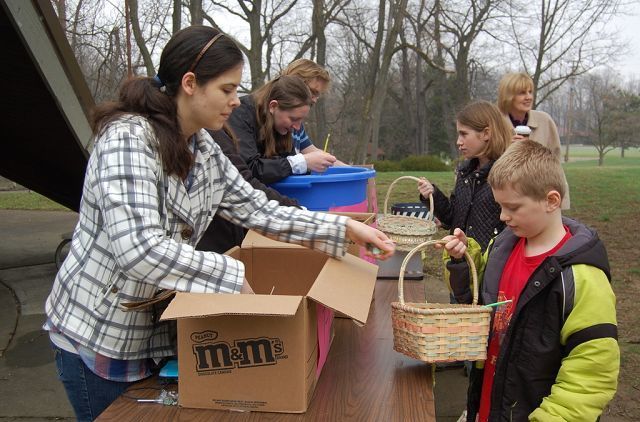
left=97, top=279, right=435, bottom=421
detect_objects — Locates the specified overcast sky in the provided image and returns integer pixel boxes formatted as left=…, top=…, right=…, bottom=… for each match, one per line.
left=609, top=6, right=640, bottom=79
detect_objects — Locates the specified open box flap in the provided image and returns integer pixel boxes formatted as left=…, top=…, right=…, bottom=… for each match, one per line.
left=242, top=230, right=305, bottom=249
left=160, top=292, right=303, bottom=320
left=307, top=253, right=378, bottom=325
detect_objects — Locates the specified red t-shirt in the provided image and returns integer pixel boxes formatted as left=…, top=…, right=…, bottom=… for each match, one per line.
left=477, top=227, right=572, bottom=421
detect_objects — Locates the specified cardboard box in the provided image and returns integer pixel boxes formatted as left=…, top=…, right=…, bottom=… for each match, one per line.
left=160, top=231, right=378, bottom=413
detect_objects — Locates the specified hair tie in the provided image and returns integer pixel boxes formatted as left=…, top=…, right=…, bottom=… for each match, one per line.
left=189, top=33, right=225, bottom=73
left=153, top=74, right=166, bottom=93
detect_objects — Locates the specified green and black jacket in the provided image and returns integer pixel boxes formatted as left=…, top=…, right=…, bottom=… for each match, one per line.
left=448, top=217, right=619, bottom=421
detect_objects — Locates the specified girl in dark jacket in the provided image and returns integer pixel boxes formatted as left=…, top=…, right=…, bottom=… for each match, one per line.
left=418, top=100, right=513, bottom=252
left=418, top=100, right=514, bottom=415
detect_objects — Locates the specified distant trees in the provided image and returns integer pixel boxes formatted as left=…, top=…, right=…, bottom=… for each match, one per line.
left=502, top=0, right=622, bottom=106
left=50, top=0, right=635, bottom=164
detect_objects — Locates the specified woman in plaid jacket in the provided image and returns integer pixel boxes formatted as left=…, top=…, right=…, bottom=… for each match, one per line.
left=45, top=26, right=394, bottom=420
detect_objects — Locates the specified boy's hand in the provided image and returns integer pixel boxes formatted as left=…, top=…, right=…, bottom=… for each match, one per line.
left=435, top=228, right=468, bottom=259
left=418, top=177, right=434, bottom=197
left=346, top=219, right=396, bottom=260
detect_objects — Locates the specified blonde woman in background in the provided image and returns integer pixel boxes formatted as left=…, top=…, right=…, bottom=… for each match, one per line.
left=497, top=72, right=570, bottom=208
left=281, top=59, right=346, bottom=165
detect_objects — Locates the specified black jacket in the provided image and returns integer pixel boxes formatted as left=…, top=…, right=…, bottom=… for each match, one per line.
left=449, top=218, right=618, bottom=421
left=196, top=129, right=299, bottom=254
left=422, top=158, right=504, bottom=251
left=229, top=95, right=296, bottom=185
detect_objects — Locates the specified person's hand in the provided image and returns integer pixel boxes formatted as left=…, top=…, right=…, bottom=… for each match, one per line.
left=304, top=150, right=337, bottom=172
left=418, top=177, right=434, bottom=197
left=345, top=219, right=395, bottom=260
left=240, top=278, right=254, bottom=294
left=512, top=134, right=527, bottom=142
left=434, top=228, right=468, bottom=259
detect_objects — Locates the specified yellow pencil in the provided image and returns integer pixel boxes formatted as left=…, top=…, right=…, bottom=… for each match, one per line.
left=323, top=133, right=331, bottom=152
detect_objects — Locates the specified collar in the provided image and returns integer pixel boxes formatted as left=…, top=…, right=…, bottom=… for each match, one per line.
left=508, top=112, right=528, bottom=127
left=458, top=158, right=495, bottom=179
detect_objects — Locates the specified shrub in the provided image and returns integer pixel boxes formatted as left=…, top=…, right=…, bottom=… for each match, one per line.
left=400, top=155, right=451, bottom=171
left=371, top=160, right=402, bottom=172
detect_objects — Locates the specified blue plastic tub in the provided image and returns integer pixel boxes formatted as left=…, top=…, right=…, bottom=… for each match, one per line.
left=271, top=166, right=376, bottom=211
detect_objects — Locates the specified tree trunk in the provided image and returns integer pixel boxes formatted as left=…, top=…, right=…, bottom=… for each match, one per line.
left=354, top=0, right=408, bottom=164
left=312, top=0, right=328, bottom=144
left=172, top=0, right=181, bottom=34
left=433, top=0, right=455, bottom=158
left=400, top=46, right=417, bottom=154
left=190, top=0, right=203, bottom=25
left=247, top=1, right=265, bottom=89
left=415, top=51, right=427, bottom=155
left=127, top=0, right=155, bottom=76
left=70, top=0, right=84, bottom=51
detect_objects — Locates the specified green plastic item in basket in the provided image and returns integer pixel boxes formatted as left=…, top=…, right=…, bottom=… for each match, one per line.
left=391, top=239, right=491, bottom=363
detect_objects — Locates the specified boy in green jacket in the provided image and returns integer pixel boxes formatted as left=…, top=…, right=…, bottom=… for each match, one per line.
left=440, top=140, right=618, bottom=421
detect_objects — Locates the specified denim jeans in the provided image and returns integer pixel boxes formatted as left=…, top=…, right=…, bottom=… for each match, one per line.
left=52, top=344, right=132, bottom=421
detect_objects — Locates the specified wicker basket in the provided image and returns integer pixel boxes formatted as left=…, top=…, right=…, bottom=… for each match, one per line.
left=378, top=176, right=437, bottom=251
left=391, top=239, right=491, bottom=363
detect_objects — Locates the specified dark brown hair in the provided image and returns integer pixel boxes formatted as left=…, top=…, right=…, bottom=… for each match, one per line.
left=252, top=75, right=312, bottom=157
left=91, top=26, right=243, bottom=178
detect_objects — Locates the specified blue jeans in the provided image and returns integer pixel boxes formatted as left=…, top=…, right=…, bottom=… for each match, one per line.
left=52, top=344, right=132, bottom=421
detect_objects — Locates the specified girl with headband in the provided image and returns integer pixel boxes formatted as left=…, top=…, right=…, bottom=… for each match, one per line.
left=44, top=25, right=394, bottom=419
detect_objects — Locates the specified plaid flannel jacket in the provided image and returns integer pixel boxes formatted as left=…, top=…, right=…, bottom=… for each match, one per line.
left=45, top=115, right=348, bottom=360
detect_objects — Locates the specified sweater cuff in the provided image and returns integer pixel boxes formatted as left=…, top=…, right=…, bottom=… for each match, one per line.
left=286, top=153, right=307, bottom=174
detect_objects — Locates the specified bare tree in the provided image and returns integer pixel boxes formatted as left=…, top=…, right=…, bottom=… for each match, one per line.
left=300, top=0, right=353, bottom=144
left=127, top=0, right=155, bottom=76
left=402, top=0, right=500, bottom=156
left=333, top=0, right=408, bottom=163
left=607, top=87, right=640, bottom=158
left=504, top=0, right=623, bottom=106
left=202, top=1, right=299, bottom=90
left=582, top=73, right=619, bottom=165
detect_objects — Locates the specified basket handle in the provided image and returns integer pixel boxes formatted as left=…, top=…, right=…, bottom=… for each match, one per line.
left=397, top=239, right=480, bottom=306
left=383, top=176, right=434, bottom=222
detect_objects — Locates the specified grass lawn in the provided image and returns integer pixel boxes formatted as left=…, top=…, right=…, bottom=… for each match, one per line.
left=0, top=191, right=70, bottom=211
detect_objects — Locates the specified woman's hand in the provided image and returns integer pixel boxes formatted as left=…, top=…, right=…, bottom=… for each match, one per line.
left=345, top=219, right=395, bottom=260
left=434, top=228, right=468, bottom=259
left=304, top=150, right=337, bottom=172
left=512, top=134, right=527, bottom=142
left=418, top=177, right=434, bottom=197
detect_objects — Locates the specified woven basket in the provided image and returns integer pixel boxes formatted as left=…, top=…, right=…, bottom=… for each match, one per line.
left=378, top=176, right=437, bottom=252
left=391, top=239, right=491, bottom=363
